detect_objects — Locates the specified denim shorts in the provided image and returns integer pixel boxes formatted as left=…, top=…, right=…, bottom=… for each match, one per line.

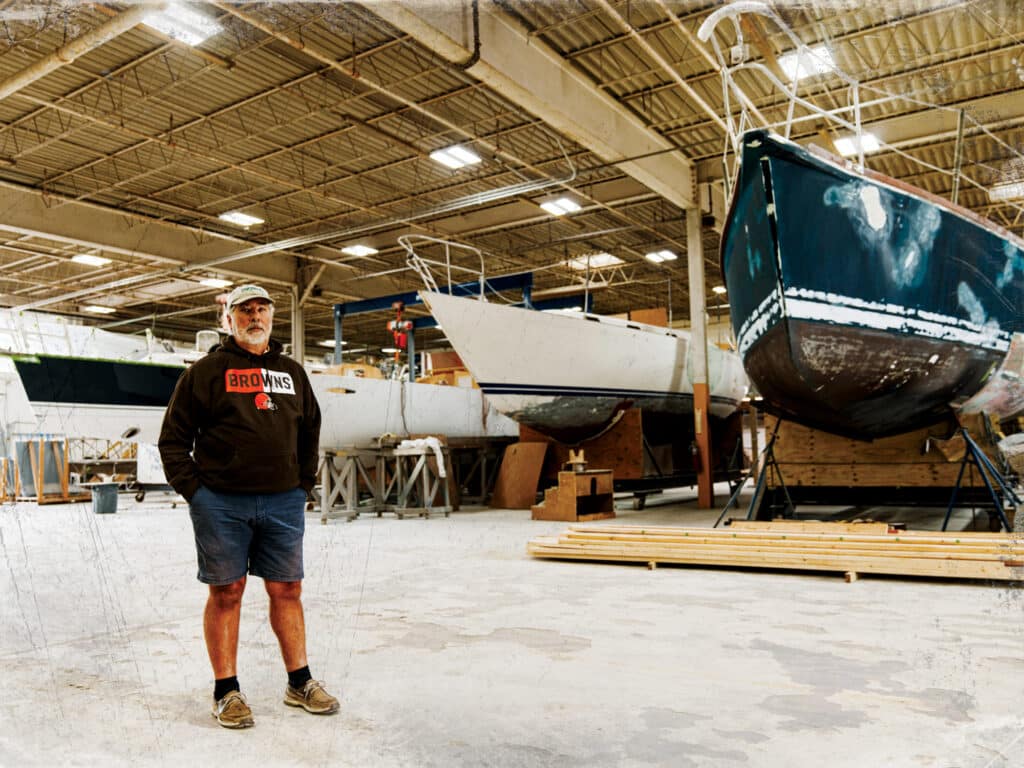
left=188, top=485, right=307, bottom=585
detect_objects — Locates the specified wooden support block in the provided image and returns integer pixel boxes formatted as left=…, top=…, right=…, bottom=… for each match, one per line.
left=491, top=442, right=548, bottom=509
left=761, top=415, right=1007, bottom=492
left=532, top=469, right=615, bottom=522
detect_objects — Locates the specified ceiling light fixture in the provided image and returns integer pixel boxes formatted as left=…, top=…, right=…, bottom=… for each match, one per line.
left=430, top=145, right=481, bottom=169
left=833, top=133, right=881, bottom=157
left=318, top=339, right=349, bottom=347
left=644, top=249, right=678, bottom=264
left=381, top=346, right=400, bottom=354
left=989, top=181, right=1024, bottom=201
left=341, top=244, right=379, bottom=257
left=712, top=285, right=728, bottom=294
left=143, top=2, right=222, bottom=47
left=71, top=254, right=111, bottom=267
left=778, top=44, right=837, bottom=81
left=540, top=197, right=582, bottom=216
left=218, top=211, right=264, bottom=227
left=200, top=278, right=233, bottom=289
left=567, top=252, right=623, bottom=270
left=83, top=305, right=117, bottom=314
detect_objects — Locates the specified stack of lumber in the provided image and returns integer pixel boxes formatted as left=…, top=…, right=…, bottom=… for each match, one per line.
left=527, top=521, right=1024, bottom=581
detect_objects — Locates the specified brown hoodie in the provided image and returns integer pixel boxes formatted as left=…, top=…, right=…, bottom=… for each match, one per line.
left=158, top=336, right=321, bottom=501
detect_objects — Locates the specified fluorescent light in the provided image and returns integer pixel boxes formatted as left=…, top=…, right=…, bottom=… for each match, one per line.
left=778, top=44, right=836, bottom=81
left=644, top=249, right=678, bottom=264
left=833, top=133, right=881, bottom=157
left=200, top=278, right=232, bottom=288
left=341, top=244, right=379, bottom=257
left=542, top=306, right=583, bottom=313
left=712, top=285, right=727, bottom=294
left=83, top=305, right=116, bottom=314
left=218, top=211, right=264, bottom=227
left=318, top=339, right=349, bottom=347
left=71, top=254, right=111, bottom=267
left=430, top=145, right=481, bottom=169
left=567, top=252, right=623, bottom=270
left=143, top=2, right=222, bottom=47
left=540, top=197, right=582, bottom=216
left=381, top=346, right=400, bottom=354
left=989, top=181, right=1024, bottom=201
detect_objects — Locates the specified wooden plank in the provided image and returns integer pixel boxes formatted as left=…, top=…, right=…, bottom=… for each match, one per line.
left=527, top=523, right=1024, bottom=581
left=532, top=537, right=1024, bottom=566
left=561, top=527, right=1024, bottom=552
left=489, top=442, right=548, bottom=509
left=53, top=440, right=67, bottom=498
left=527, top=539, right=1024, bottom=580
left=776, top=463, right=979, bottom=487
left=27, top=441, right=40, bottom=500
left=558, top=534, right=1023, bottom=560
left=561, top=534, right=1023, bottom=557
left=729, top=520, right=892, bottom=534
left=575, top=524, right=1019, bottom=544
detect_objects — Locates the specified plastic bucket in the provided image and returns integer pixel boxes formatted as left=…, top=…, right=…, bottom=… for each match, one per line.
left=91, top=483, right=119, bottom=515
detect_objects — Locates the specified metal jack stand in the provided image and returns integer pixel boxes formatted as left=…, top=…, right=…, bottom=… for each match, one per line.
left=714, top=421, right=795, bottom=527
left=941, top=428, right=1020, bottom=532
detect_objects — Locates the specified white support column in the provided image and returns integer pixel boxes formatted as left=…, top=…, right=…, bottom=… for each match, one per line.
left=289, top=286, right=304, bottom=364
left=686, top=208, right=713, bottom=508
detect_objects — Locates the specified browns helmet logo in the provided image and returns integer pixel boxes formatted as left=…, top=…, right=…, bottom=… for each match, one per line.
left=254, top=392, right=277, bottom=411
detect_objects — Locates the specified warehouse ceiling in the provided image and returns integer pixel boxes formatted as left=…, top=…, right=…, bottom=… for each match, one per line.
left=0, top=0, right=1021, bottom=361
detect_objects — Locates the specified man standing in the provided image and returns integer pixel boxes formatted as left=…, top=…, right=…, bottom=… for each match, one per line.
left=159, top=284, right=338, bottom=729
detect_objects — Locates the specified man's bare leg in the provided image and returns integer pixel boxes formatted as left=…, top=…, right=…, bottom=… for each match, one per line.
left=205, top=576, right=246, bottom=678
left=265, top=579, right=307, bottom=672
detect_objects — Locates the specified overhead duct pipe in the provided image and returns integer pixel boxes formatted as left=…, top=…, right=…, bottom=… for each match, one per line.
left=0, top=4, right=165, bottom=103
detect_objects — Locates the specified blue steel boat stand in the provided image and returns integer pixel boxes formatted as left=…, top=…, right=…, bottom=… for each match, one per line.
left=941, top=428, right=1020, bottom=532
left=714, top=421, right=794, bottom=527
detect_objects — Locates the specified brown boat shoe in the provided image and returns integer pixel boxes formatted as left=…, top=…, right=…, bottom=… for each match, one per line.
left=283, top=679, right=340, bottom=715
left=212, top=690, right=254, bottom=729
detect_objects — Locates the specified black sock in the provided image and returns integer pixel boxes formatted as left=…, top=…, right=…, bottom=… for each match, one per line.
left=214, top=676, right=239, bottom=701
left=288, top=665, right=312, bottom=690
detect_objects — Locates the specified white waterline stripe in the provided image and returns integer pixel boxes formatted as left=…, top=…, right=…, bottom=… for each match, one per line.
left=737, top=289, right=1010, bottom=355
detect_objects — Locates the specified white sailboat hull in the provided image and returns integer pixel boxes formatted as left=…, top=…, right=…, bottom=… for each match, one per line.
left=420, top=291, right=749, bottom=443
left=0, top=309, right=517, bottom=450
left=311, top=373, right=517, bottom=449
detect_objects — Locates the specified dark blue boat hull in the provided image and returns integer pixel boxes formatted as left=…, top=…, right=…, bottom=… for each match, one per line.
left=722, top=130, right=1024, bottom=439
left=12, top=354, right=182, bottom=407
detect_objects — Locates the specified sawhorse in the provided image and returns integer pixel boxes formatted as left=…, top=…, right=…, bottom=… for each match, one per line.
left=320, top=449, right=383, bottom=523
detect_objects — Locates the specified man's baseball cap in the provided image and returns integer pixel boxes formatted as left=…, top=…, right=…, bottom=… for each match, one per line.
left=226, top=284, right=273, bottom=308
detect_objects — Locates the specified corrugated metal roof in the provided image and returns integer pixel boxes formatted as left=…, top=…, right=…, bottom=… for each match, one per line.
left=0, top=0, right=1018, bottom=354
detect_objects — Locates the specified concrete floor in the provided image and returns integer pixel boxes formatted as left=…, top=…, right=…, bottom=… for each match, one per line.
left=2, top=485, right=1022, bottom=768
